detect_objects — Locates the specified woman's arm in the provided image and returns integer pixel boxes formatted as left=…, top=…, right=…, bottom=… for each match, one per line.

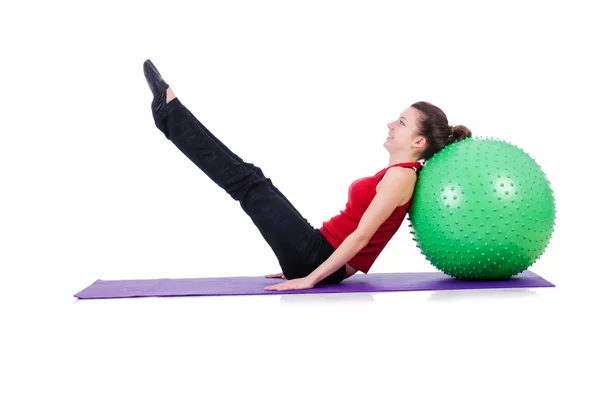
left=307, top=167, right=417, bottom=285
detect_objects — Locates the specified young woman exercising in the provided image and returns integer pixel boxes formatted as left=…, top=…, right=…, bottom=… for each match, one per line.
left=143, top=59, right=471, bottom=291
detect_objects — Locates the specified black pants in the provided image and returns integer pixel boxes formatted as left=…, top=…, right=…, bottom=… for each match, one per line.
left=151, top=96, right=346, bottom=285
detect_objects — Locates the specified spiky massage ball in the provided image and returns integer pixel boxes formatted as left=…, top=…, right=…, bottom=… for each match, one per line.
left=408, top=137, right=556, bottom=280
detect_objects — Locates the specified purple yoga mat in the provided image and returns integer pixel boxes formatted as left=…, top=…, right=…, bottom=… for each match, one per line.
left=74, top=270, right=554, bottom=299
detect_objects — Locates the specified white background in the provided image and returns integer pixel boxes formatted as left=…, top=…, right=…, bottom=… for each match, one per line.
left=2, top=0, right=599, bottom=396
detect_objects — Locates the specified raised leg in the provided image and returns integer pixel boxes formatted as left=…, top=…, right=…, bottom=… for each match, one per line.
left=178, top=101, right=308, bottom=222
left=143, top=60, right=341, bottom=283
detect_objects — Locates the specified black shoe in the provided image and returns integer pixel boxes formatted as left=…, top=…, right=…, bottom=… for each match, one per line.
left=144, top=59, right=173, bottom=120
left=143, top=59, right=169, bottom=95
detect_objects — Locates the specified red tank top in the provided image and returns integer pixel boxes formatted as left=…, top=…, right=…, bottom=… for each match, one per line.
left=319, top=161, right=422, bottom=274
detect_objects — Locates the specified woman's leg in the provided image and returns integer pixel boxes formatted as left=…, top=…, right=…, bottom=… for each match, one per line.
left=178, top=105, right=308, bottom=223
left=151, top=92, right=335, bottom=281
left=143, top=59, right=345, bottom=284
left=157, top=98, right=322, bottom=279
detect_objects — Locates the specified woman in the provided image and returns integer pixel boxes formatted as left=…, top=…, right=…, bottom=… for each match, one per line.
left=143, top=59, right=471, bottom=291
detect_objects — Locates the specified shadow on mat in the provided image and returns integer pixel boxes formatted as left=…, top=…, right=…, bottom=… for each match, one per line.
left=427, top=288, right=540, bottom=303
left=279, top=292, right=376, bottom=305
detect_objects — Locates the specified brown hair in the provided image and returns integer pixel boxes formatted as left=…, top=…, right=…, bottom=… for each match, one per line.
left=410, top=101, right=472, bottom=161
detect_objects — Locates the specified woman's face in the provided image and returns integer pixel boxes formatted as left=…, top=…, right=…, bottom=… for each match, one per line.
left=384, top=106, right=423, bottom=153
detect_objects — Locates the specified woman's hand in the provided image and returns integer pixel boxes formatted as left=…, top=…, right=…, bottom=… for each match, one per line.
left=264, top=277, right=315, bottom=291
left=265, top=272, right=285, bottom=279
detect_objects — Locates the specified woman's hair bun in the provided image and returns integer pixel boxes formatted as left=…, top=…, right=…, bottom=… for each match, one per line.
left=448, top=125, right=472, bottom=144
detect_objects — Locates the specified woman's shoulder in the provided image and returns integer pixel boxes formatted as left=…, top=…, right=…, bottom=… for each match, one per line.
left=383, top=165, right=418, bottom=181
left=375, top=165, right=418, bottom=197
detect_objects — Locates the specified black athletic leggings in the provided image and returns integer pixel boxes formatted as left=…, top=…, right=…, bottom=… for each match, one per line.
left=151, top=96, right=346, bottom=285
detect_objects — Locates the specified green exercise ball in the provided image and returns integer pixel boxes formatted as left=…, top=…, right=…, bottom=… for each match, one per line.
left=408, top=137, right=556, bottom=280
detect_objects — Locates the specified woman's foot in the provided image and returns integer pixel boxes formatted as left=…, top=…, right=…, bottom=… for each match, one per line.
left=143, top=59, right=176, bottom=105
left=143, top=59, right=179, bottom=129
left=144, top=59, right=177, bottom=137
left=143, top=59, right=168, bottom=95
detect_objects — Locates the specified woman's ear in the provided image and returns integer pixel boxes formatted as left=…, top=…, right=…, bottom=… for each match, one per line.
left=414, top=135, right=427, bottom=150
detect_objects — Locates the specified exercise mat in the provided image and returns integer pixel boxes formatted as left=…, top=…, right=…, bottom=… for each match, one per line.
left=74, top=270, right=554, bottom=299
